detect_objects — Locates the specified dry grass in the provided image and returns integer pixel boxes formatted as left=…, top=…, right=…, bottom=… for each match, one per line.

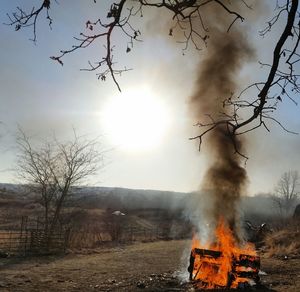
left=0, top=230, right=23, bottom=251
left=263, top=224, right=300, bottom=258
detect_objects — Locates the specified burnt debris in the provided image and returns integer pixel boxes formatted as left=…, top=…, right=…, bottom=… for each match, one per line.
left=188, top=247, right=260, bottom=289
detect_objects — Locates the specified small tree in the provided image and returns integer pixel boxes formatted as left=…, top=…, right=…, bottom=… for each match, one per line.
left=17, top=129, right=104, bottom=245
left=272, top=170, right=300, bottom=217
left=17, top=131, right=58, bottom=235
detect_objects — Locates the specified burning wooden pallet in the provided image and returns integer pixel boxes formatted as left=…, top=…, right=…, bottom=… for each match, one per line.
left=188, top=247, right=260, bottom=289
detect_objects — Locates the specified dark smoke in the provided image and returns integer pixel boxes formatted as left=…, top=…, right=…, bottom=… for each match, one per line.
left=190, top=9, right=254, bottom=239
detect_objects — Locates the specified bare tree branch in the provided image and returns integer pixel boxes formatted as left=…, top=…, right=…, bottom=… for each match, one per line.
left=5, top=0, right=52, bottom=43
left=6, top=0, right=300, bottom=159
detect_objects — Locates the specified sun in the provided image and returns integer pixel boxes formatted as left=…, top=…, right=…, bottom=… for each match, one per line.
left=101, top=86, right=170, bottom=151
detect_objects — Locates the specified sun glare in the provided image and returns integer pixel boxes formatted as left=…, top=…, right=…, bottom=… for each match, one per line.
left=101, top=86, right=170, bottom=151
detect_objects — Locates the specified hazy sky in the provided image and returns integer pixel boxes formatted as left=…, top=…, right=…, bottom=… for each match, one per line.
left=0, top=1, right=299, bottom=195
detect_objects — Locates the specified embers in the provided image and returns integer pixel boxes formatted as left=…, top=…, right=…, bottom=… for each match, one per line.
left=188, top=248, right=260, bottom=289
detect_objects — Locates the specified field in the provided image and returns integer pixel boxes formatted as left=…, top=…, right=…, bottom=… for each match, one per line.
left=0, top=239, right=300, bottom=292
left=0, top=187, right=299, bottom=291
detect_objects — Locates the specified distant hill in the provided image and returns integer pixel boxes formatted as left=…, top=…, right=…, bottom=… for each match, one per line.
left=0, top=183, right=279, bottom=217
left=0, top=183, right=24, bottom=194
left=70, top=186, right=189, bottom=210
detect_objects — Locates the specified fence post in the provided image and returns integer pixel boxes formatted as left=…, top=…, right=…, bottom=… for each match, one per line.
left=64, top=228, right=70, bottom=253
left=19, top=216, right=24, bottom=254
left=24, top=216, right=28, bottom=255
left=130, top=225, right=133, bottom=242
left=8, top=231, right=12, bottom=253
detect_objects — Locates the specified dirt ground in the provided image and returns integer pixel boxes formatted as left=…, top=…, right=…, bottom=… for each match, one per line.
left=0, top=240, right=299, bottom=291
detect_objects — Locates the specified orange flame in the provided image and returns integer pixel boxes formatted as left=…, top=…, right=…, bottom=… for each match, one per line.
left=190, top=218, right=258, bottom=289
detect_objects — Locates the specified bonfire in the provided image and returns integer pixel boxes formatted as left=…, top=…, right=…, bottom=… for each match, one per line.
left=188, top=219, right=260, bottom=289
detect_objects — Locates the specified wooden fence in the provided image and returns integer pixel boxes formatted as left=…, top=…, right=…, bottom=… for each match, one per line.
left=0, top=216, right=69, bottom=256
left=67, top=223, right=189, bottom=248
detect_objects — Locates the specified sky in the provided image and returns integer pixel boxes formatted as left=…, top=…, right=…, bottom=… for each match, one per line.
left=0, top=1, right=299, bottom=195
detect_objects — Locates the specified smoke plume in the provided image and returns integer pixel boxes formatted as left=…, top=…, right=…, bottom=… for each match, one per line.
left=190, top=5, right=254, bottom=239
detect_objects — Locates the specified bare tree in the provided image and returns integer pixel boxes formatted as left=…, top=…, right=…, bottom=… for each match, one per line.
left=17, top=129, right=58, bottom=236
left=17, top=129, right=104, bottom=244
left=5, top=1, right=300, bottom=155
left=272, top=170, right=300, bottom=216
